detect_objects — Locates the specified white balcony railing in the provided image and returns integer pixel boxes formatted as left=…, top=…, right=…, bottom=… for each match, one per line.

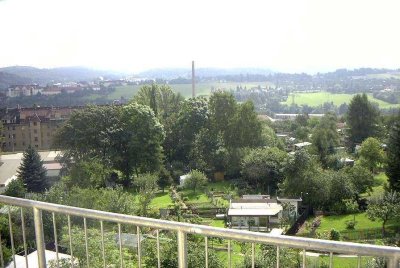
left=0, top=195, right=399, bottom=267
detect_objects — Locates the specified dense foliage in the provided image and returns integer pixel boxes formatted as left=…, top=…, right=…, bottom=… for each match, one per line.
left=386, top=118, right=400, bottom=191
left=347, top=94, right=380, bottom=146
left=17, top=145, right=48, bottom=192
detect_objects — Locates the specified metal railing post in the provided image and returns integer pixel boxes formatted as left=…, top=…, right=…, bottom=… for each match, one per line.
left=177, top=230, right=187, bottom=268
left=33, top=207, right=46, bottom=268
left=388, top=256, right=399, bottom=268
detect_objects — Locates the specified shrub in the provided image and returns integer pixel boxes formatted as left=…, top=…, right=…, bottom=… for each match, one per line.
left=330, top=229, right=341, bottom=240
left=345, top=220, right=357, bottom=229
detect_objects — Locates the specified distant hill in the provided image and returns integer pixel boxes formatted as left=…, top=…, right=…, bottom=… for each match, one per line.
left=138, top=67, right=274, bottom=79
left=0, top=66, right=126, bottom=89
left=0, top=71, right=33, bottom=90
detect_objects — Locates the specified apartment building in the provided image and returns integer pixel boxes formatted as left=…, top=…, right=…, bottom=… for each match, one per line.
left=1, top=106, right=79, bottom=152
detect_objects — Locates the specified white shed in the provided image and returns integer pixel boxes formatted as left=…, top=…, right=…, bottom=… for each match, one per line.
left=179, top=174, right=190, bottom=186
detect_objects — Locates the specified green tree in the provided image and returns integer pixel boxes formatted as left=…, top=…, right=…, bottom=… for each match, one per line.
left=157, top=167, right=173, bottom=193
left=54, top=105, right=120, bottom=166
left=327, top=170, right=355, bottom=208
left=135, top=173, right=158, bottom=216
left=17, top=145, right=47, bottom=192
left=208, top=91, right=237, bottom=138
left=63, top=159, right=115, bottom=189
left=3, top=178, right=26, bottom=197
left=226, top=101, right=263, bottom=148
left=55, top=104, right=165, bottom=186
left=386, top=118, right=400, bottom=191
left=190, top=128, right=228, bottom=173
left=359, top=137, right=385, bottom=173
left=343, top=165, right=374, bottom=199
left=311, top=113, right=339, bottom=167
left=241, top=147, right=288, bottom=194
left=133, top=84, right=184, bottom=122
left=347, top=94, right=379, bottom=146
left=143, top=234, right=222, bottom=268
left=281, top=150, right=329, bottom=209
left=366, top=191, right=400, bottom=236
left=260, top=123, right=285, bottom=149
left=113, top=103, right=165, bottom=183
left=57, top=227, right=136, bottom=268
left=170, top=97, right=209, bottom=164
left=184, top=170, right=208, bottom=193
left=36, top=183, right=135, bottom=215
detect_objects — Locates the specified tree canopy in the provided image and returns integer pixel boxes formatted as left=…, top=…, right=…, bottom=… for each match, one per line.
left=241, top=147, right=288, bottom=194
left=54, top=104, right=165, bottom=185
left=17, top=145, right=48, bottom=192
left=386, top=118, right=400, bottom=191
left=358, top=137, right=385, bottom=173
left=347, top=93, right=379, bottom=146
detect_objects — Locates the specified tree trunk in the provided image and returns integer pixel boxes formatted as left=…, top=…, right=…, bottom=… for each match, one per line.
left=382, top=220, right=386, bottom=237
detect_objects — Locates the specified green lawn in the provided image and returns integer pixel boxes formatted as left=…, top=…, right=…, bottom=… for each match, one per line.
left=181, top=189, right=210, bottom=204
left=313, top=255, right=372, bottom=268
left=281, top=91, right=400, bottom=109
left=318, top=213, right=383, bottom=232
left=84, top=82, right=273, bottom=101
left=206, top=181, right=235, bottom=192
left=150, top=191, right=174, bottom=209
left=210, top=219, right=225, bottom=228
left=368, top=173, right=388, bottom=199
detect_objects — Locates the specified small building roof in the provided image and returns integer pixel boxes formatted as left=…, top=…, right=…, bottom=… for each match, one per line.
left=6, top=250, right=72, bottom=268
left=294, top=142, right=312, bottom=148
left=270, top=228, right=284, bottom=235
left=228, top=201, right=283, bottom=216
left=228, top=207, right=282, bottom=216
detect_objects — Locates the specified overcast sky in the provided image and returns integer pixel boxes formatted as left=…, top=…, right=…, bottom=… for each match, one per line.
left=0, top=0, right=399, bottom=73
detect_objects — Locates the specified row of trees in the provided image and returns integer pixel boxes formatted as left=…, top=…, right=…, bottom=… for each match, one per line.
left=51, top=86, right=272, bottom=189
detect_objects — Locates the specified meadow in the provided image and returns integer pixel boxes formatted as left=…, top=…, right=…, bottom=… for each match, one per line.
left=85, top=81, right=273, bottom=101
left=281, top=91, right=400, bottom=109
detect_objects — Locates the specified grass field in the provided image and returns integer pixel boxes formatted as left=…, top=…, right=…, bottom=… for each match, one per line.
left=367, top=172, right=388, bottom=199
left=317, top=212, right=386, bottom=232
left=150, top=191, right=173, bottom=209
left=282, top=91, right=400, bottom=109
left=353, top=73, right=400, bottom=80
left=85, top=81, right=273, bottom=101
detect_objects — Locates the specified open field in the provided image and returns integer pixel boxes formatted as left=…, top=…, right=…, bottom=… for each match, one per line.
left=281, top=91, right=400, bottom=109
left=86, top=81, right=273, bottom=101
left=353, top=73, right=400, bottom=80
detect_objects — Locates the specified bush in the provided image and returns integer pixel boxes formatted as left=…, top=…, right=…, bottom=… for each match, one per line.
left=330, top=229, right=341, bottom=240
left=345, top=220, right=357, bottom=229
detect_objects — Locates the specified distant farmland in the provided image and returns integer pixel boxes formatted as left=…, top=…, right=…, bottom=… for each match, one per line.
left=99, top=81, right=273, bottom=100
left=281, top=91, right=400, bottom=109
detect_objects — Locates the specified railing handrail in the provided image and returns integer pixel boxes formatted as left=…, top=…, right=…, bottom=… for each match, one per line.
left=1, top=194, right=400, bottom=260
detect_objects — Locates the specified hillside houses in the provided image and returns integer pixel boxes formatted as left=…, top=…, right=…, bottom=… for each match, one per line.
left=5, top=82, right=105, bottom=97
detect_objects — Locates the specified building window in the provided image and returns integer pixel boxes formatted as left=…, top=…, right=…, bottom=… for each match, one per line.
left=33, top=122, right=37, bottom=126
left=34, top=137, right=38, bottom=142
left=34, top=129, right=38, bottom=134
left=22, top=142, right=25, bottom=146
left=35, top=145, right=38, bottom=148
left=12, top=126, right=15, bottom=130
left=14, top=143, right=16, bottom=147
left=8, top=134, right=11, bottom=138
